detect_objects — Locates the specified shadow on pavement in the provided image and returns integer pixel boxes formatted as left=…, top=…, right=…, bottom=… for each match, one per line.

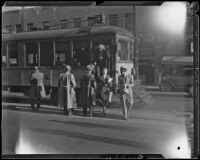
left=2, top=104, right=123, bottom=121
left=2, top=105, right=65, bottom=116
left=47, top=120, right=158, bottom=134
left=29, top=127, right=159, bottom=152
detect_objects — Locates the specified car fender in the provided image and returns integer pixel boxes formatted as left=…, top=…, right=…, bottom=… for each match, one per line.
left=160, top=79, right=175, bottom=89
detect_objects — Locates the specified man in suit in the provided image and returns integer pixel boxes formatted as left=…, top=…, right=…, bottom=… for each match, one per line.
left=29, top=66, right=46, bottom=111
left=118, top=66, right=134, bottom=120
left=79, top=65, right=97, bottom=117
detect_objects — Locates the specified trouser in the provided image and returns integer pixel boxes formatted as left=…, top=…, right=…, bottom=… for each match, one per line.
left=120, top=94, right=129, bottom=119
left=83, top=104, right=94, bottom=117
left=108, top=91, right=113, bottom=103
left=63, top=107, right=73, bottom=115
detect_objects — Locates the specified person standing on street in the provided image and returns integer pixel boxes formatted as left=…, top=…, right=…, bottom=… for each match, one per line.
left=58, top=65, right=77, bottom=115
left=29, top=66, right=46, bottom=111
left=97, top=67, right=113, bottom=115
left=118, top=66, right=134, bottom=120
left=79, top=65, right=97, bottom=117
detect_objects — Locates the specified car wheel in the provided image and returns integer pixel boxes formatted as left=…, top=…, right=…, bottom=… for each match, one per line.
left=160, top=81, right=172, bottom=92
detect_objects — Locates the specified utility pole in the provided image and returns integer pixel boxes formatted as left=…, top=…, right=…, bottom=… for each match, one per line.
left=133, top=6, right=140, bottom=83
left=21, top=6, right=25, bottom=32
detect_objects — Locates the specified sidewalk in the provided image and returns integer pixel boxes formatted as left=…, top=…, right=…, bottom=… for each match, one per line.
left=2, top=101, right=185, bottom=124
left=143, top=85, right=160, bottom=91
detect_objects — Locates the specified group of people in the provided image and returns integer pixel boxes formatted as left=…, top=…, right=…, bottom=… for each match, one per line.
left=29, top=64, right=134, bottom=120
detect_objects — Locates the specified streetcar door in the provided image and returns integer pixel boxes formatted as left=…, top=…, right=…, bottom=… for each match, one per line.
left=92, top=39, right=114, bottom=77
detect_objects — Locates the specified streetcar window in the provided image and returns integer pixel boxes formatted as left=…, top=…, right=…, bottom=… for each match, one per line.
left=8, top=43, right=18, bottom=66
left=55, top=41, right=71, bottom=66
left=2, top=44, right=7, bottom=67
left=42, top=21, right=49, bottom=30
left=117, top=40, right=128, bottom=61
left=73, top=40, right=90, bottom=66
left=26, top=43, right=38, bottom=66
left=40, top=42, right=53, bottom=66
left=27, top=23, right=34, bottom=32
left=16, top=24, right=23, bottom=33
left=60, top=19, right=69, bottom=29
left=87, top=17, right=95, bottom=27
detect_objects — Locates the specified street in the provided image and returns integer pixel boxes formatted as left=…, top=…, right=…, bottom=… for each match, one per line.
left=2, top=92, right=193, bottom=158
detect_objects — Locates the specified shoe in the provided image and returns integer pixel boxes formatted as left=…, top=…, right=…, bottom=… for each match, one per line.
left=63, top=109, right=68, bottom=115
left=68, top=110, right=72, bottom=116
left=31, top=106, right=35, bottom=111
left=123, top=117, right=128, bottom=120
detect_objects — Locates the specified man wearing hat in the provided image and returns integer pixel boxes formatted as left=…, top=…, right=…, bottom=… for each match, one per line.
left=58, top=65, right=76, bottom=115
left=97, top=67, right=113, bottom=115
left=29, top=66, right=46, bottom=111
left=118, top=66, right=134, bottom=120
left=79, top=65, right=97, bottom=117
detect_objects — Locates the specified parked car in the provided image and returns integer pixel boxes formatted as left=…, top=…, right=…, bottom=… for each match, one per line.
left=159, top=67, right=193, bottom=96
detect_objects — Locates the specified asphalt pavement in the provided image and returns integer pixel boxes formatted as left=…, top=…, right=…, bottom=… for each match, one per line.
left=2, top=90, right=194, bottom=158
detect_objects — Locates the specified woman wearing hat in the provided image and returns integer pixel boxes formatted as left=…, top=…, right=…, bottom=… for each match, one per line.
left=79, top=65, right=97, bottom=117
left=118, top=66, right=134, bottom=120
left=97, top=67, right=113, bottom=115
left=58, top=65, right=76, bottom=115
left=29, top=66, right=46, bottom=111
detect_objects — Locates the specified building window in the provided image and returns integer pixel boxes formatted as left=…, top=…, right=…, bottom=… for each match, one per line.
left=40, top=42, right=53, bottom=66
left=42, top=21, right=50, bottom=30
left=16, top=24, right=23, bottom=33
left=2, top=44, right=7, bottom=67
left=87, top=17, right=95, bottom=27
left=60, top=19, right=69, bottom=29
left=27, top=23, right=34, bottom=31
left=125, top=13, right=133, bottom=32
left=55, top=41, right=71, bottom=66
left=109, top=15, right=118, bottom=26
left=6, top=25, right=12, bottom=33
left=8, top=43, right=18, bottom=66
left=26, top=43, right=38, bottom=66
left=73, top=18, right=82, bottom=28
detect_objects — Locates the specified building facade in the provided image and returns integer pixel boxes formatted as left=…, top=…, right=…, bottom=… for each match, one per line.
left=2, top=5, right=193, bottom=85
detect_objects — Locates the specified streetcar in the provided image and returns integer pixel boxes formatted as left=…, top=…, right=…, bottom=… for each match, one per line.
left=2, top=26, right=134, bottom=104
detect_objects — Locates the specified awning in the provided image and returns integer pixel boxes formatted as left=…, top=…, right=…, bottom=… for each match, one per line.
left=161, top=56, right=193, bottom=65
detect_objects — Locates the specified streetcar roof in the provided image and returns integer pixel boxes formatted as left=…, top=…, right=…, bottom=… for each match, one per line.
left=2, top=26, right=133, bottom=41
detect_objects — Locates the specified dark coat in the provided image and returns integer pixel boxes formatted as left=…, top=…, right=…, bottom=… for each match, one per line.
left=58, top=72, right=76, bottom=109
left=29, top=71, right=46, bottom=99
left=97, top=74, right=112, bottom=102
left=79, top=71, right=97, bottom=107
